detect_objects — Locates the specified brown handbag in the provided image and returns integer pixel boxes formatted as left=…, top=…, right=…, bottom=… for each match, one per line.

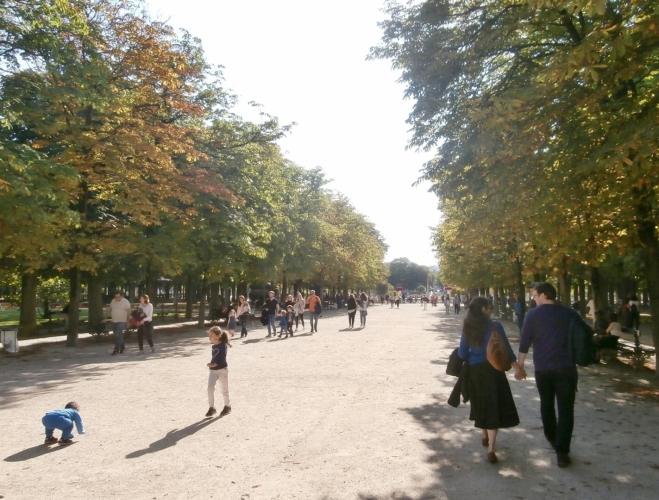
left=486, top=323, right=512, bottom=371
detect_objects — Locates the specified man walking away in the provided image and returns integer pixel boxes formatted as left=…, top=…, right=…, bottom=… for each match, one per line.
left=516, top=282, right=588, bottom=468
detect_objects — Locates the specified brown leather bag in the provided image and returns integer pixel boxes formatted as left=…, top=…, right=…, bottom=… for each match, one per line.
left=486, top=323, right=512, bottom=371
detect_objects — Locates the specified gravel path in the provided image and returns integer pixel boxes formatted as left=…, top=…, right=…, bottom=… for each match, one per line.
left=2, top=304, right=658, bottom=499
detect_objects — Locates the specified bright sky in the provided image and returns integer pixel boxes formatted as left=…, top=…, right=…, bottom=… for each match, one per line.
left=148, top=0, right=440, bottom=266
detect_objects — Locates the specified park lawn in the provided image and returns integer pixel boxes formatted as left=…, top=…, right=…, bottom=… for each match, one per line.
left=0, top=308, right=89, bottom=328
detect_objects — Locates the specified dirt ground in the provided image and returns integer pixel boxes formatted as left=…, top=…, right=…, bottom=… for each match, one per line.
left=2, top=304, right=659, bottom=500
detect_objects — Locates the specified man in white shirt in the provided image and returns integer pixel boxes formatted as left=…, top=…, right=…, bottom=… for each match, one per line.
left=107, top=291, right=131, bottom=355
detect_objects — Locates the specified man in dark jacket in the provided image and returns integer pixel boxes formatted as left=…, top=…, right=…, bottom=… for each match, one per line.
left=516, top=282, right=588, bottom=468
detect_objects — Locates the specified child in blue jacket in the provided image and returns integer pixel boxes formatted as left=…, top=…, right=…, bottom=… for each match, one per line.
left=42, top=402, right=85, bottom=445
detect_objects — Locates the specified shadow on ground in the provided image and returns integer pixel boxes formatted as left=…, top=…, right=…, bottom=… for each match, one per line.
left=352, top=309, right=659, bottom=500
left=0, top=328, right=204, bottom=408
left=126, top=417, right=221, bottom=458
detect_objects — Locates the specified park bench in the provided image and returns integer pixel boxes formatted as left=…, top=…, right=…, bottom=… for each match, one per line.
left=615, top=327, right=656, bottom=369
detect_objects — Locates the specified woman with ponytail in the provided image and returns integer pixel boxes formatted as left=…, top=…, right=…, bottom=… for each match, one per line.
left=458, top=297, right=524, bottom=464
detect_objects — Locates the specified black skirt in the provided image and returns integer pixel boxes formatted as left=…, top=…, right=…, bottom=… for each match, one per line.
left=467, top=362, right=520, bottom=429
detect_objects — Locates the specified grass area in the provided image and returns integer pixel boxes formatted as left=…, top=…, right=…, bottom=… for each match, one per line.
left=0, top=308, right=89, bottom=328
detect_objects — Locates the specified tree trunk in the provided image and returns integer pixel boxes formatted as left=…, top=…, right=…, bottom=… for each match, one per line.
left=492, top=286, right=500, bottom=318
left=197, top=275, right=209, bottom=328
left=558, top=258, right=571, bottom=306
left=87, top=273, right=104, bottom=328
left=145, top=263, right=157, bottom=305
left=66, top=267, right=82, bottom=347
left=634, top=183, right=659, bottom=378
left=210, top=282, right=220, bottom=312
left=173, top=281, right=179, bottom=316
left=578, top=277, right=586, bottom=316
left=19, top=272, right=38, bottom=336
left=591, top=266, right=602, bottom=317
left=185, top=274, right=194, bottom=319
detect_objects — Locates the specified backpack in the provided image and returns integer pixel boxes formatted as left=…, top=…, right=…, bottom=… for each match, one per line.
left=567, top=313, right=596, bottom=366
left=314, top=301, right=322, bottom=314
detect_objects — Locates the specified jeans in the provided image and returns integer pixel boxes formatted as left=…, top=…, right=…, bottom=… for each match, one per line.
left=137, top=321, right=154, bottom=350
left=113, top=322, right=126, bottom=350
left=295, top=313, right=304, bottom=329
left=359, top=310, right=367, bottom=326
left=42, top=415, right=74, bottom=439
left=535, top=367, right=578, bottom=454
left=310, top=312, right=319, bottom=331
left=208, top=368, right=230, bottom=408
left=348, top=311, right=356, bottom=327
left=240, top=317, right=248, bottom=337
left=267, top=314, right=276, bottom=335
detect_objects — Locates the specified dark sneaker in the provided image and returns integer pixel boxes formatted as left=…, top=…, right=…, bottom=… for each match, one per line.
left=58, top=439, right=74, bottom=445
left=119, top=347, right=125, bottom=354
left=487, top=451, right=498, bottom=464
left=111, top=350, right=118, bottom=356
left=219, top=406, right=232, bottom=417
left=205, top=407, right=217, bottom=418
left=44, top=436, right=59, bottom=445
left=557, top=453, right=572, bottom=468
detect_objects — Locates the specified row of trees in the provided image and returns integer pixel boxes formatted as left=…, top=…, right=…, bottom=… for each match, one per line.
left=372, top=0, right=659, bottom=364
left=0, top=0, right=388, bottom=343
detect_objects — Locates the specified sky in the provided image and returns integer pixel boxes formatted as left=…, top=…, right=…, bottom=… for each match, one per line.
left=148, top=0, right=441, bottom=266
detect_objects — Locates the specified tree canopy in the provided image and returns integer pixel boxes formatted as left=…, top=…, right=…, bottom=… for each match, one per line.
left=372, top=0, right=659, bottom=363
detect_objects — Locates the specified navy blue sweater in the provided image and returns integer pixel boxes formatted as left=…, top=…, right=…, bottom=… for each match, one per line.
left=519, top=303, right=584, bottom=371
left=209, top=342, right=228, bottom=370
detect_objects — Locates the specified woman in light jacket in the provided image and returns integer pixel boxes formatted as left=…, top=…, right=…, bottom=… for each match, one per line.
left=235, top=295, right=251, bottom=338
left=137, top=294, right=155, bottom=354
left=293, top=292, right=306, bottom=331
left=358, top=292, right=368, bottom=328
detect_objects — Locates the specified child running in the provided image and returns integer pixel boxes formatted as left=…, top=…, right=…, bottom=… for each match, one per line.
left=227, top=307, right=237, bottom=337
left=205, top=326, right=232, bottom=418
left=285, top=305, right=295, bottom=338
left=278, top=310, right=288, bottom=338
left=42, top=401, right=85, bottom=445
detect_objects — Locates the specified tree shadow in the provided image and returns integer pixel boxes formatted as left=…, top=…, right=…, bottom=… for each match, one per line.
left=125, top=417, right=220, bottom=459
left=350, top=313, right=659, bottom=500
left=0, top=327, right=204, bottom=408
left=4, top=443, right=71, bottom=462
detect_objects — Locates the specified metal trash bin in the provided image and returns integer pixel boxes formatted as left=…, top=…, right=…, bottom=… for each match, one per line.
left=1, top=328, right=19, bottom=353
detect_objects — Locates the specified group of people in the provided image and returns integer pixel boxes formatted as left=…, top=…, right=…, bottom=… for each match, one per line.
left=455, top=282, right=587, bottom=468
left=345, top=292, right=369, bottom=329
left=105, top=291, right=155, bottom=356
left=259, top=290, right=323, bottom=338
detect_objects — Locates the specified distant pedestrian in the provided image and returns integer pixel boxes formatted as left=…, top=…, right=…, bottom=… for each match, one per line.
left=285, top=305, right=295, bottom=338
left=137, top=294, right=155, bottom=354
left=346, top=293, right=358, bottom=329
left=359, top=292, right=368, bottom=327
left=453, top=293, right=461, bottom=314
left=42, top=401, right=85, bottom=445
left=205, top=326, right=231, bottom=418
left=278, top=310, right=288, bottom=337
left=444, top=295, right=451, bottom=314
left=227, top=308, right=237, bottom=337
left=306, top=290, right=322, bottom=333
left=236, top=295, right=250, bottom=338
left=263, top=291, right=279, bottom=338
left=107, top=291, right=131, bottom=355
left=513, top=292, right=526, bottom=330
left=293, top=292, right=305, bottom=331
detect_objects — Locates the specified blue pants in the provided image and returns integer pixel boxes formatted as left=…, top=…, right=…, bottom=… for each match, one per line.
left=310, top=313, right=319, bottom=331
left=42, top=414, right=74, bottom=439
left=267, top=315, right=276, bottom=335
left=113, top=321, right=126, bottom=350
